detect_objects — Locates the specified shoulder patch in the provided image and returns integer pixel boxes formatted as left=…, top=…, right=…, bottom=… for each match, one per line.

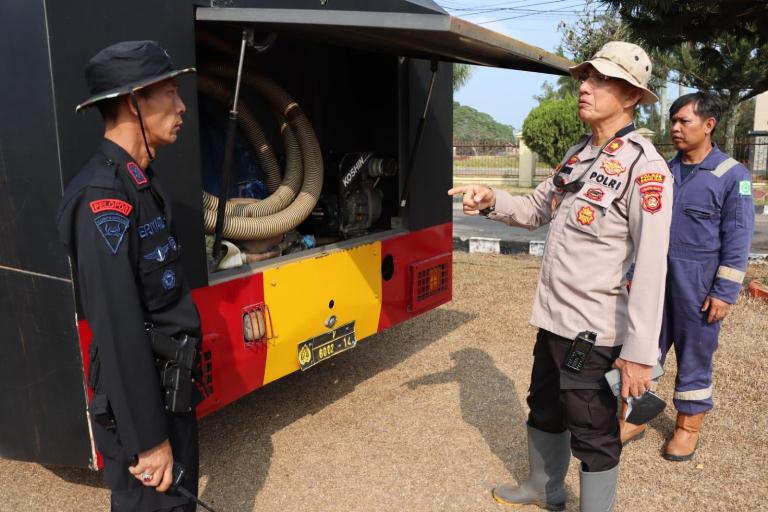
left=603, top=138, right=625, bottom=155
left=125, top=162, right=149, bottom=188
left=739, top=180, right=752, bottom=196
left=640, top=184, right=664, bottom=214
left=89, top=198, right=133, bottom=216
left=636, top=172, right=666, bottom=186
left=94, top=213, right=130, bottom=254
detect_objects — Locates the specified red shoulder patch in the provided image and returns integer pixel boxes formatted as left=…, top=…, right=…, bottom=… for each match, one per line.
left=640, top=184, right=664, bottom=214
left=89, top=198, right=133, bottom=216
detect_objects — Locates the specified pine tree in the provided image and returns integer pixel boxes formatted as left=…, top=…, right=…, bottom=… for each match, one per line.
left=601, top=0, right=768, bottom=153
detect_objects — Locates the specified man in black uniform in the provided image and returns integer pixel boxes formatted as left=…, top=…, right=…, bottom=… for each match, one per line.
left=57, top=41, right=200, bottom=511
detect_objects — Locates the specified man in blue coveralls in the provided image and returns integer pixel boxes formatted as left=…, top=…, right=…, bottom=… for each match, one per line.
left=620, top=92, right=755, bottom=461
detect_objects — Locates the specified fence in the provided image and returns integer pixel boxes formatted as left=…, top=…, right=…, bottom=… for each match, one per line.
left=453, top=142, right=552, bottom=183
left=454, top=139, right=768, bottom=183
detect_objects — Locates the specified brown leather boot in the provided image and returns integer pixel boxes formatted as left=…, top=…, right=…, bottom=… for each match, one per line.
left=664, top=412, right=705, bottom=461
left=619, top=400, right=647, bottom=445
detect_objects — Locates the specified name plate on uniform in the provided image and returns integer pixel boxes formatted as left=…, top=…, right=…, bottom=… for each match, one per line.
left=297, top=322, right=356, bottom=371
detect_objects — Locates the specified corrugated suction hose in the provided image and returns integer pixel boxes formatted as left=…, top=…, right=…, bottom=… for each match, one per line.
left=198, top=66, right=323, bottom=240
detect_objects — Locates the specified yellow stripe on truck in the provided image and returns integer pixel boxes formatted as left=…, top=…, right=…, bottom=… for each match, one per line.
left=262, top=241, right=383, bottom=385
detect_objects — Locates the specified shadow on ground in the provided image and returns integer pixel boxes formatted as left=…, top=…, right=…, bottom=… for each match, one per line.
left=195, top=307, right=475, bottom=511
left=403, top=346, right=575, bottom=501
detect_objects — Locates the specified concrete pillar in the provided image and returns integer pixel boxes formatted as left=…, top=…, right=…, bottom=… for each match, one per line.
left=517, top=133, right=534, bottom=188
left=659, top=82, right=667, bottom=134
left=754, top=91, right=768, bottom=132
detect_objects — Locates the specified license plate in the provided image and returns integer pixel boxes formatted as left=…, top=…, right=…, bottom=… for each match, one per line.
left=297, top=321, right=356, bottom=371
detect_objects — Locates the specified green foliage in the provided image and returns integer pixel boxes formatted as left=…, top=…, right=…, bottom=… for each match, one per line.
left=453, top=63, right=473, bottom=92
left=600, top=1, right=768, bottom=47
left=600, top=0, right=768, bottom=151
left=453, top=102, right=515, bottom=143
left=522, top=97, right=587, bottom=168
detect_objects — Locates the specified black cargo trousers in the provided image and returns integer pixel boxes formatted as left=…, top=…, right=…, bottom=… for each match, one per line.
left=92, top=409, right=199, bottom=512
left=526, top=329, right=622, bottom=472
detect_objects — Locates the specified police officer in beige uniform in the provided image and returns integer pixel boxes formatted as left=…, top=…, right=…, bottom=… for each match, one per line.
left=449, top=42, right=673, bottom=511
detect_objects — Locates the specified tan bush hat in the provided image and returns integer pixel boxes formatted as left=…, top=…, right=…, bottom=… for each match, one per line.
left=569, top=41, right=658, bottom=104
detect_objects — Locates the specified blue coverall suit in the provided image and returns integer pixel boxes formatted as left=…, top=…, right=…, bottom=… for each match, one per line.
left=661, top=144, right=754, bottom=415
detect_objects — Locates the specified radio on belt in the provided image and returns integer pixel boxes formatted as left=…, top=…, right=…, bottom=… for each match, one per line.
left=563, top=330, right=597, bottom=373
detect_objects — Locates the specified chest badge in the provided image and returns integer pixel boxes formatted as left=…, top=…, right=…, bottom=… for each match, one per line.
left=143, top=237, right=177, bottom=263
left=585, top=187, right=605, bottom=201
left=576, top=205, right=596, bottom=225
left=601, top=159, right=626, bottom=176
left=161, top=269, right=177, bottom=290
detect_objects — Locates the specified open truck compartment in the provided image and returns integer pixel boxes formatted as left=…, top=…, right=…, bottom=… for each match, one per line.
left=0, top=0, right=570, bottom=469
left=194, top=24, right=404, bottom=273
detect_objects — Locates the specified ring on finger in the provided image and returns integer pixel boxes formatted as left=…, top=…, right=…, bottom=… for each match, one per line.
left=141, top=471, right=154, bottom=483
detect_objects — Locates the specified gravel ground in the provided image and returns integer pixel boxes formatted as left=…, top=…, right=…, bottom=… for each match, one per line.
left=2, top=252, right=767, bottom=512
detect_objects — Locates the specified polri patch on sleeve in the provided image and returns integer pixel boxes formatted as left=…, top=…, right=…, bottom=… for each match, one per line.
left=89, top=198, right=133, bottom=216
left=125, top=161, right=149, bottom=187
left=739, top=180, right=752, bottom=196
left=94, top=213, right=130, bottom=254
left=640, top=185, right=663, bottom=214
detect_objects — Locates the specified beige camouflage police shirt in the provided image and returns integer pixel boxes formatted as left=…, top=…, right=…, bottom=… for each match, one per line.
left=490, top=130, right=672, bottom=366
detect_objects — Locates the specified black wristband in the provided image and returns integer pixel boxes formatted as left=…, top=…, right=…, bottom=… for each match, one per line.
left=479, top=205, right=495, bottom=216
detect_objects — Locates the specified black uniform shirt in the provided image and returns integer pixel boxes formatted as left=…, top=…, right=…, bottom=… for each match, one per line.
left=57, top=138, right=201, bottom=457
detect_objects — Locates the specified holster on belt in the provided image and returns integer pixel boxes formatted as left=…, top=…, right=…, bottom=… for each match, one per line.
left=145, top=325, right=199, bottom=413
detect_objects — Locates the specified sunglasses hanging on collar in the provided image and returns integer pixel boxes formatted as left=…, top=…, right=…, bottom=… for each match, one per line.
left=553, top=123, right=635, bottom=194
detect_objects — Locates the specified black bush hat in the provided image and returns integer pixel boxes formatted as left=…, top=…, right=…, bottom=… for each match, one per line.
left=76, top=40, right=195, bottom=112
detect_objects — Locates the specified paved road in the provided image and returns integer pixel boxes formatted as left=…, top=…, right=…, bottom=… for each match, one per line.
left=453, top=200, right=768, bottom=253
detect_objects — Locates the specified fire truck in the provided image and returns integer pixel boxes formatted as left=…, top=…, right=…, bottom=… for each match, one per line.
left=0, top=0, right=569, bottom=469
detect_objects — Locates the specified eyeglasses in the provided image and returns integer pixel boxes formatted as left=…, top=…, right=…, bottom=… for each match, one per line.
left=576, top=72, right=617, bottom=86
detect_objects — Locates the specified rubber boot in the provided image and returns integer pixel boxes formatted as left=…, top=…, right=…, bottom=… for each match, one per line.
left=664, top=412, right=705, bottom=462
left=492, top=426, right=570, bottom=511
left=618, top=400, right=646, bottom=445
left=579, top=463, right=618, bottom=512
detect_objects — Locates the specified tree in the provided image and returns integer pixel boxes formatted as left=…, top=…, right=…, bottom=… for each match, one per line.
left=453, top=63, right=473, bottom=92
left=601, top=0, right=768, bottom=153
left=556, top=2, right=671, bottom=134
left=522, top=97, right=588, bottom=168
left=600, top=1, right=768, bottom=46
left=453, top=102, right=515, bottom=143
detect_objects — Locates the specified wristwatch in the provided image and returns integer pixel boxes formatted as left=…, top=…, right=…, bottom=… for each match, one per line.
left=479, top=205, right=495, bottom=217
